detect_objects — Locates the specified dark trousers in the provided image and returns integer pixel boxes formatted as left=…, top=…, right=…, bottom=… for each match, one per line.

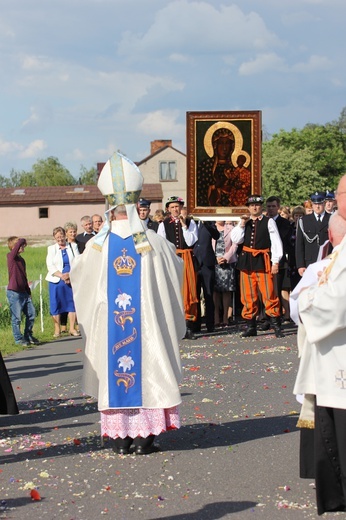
left=194, top=265, right=215, bottom=332
left=315, top=404, right=346, bottom=515
left=274, top=268, right=286, bottom=317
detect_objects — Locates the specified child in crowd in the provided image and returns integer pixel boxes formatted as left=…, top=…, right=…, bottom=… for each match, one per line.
left=6, top=237, right=39, bottom=347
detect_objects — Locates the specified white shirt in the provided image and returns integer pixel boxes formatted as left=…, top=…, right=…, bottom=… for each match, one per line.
left=230, top=216, right=283, bottom=264
left=157, top=218, right=198, bottom=247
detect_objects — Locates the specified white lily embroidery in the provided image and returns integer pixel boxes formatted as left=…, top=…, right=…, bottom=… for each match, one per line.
left=115, top=292, right=132, bottom=310
left=118, top=354, right=135, bottom=372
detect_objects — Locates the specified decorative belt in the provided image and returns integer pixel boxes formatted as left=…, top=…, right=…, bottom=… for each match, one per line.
left=242, top=246, right=271, bottom=273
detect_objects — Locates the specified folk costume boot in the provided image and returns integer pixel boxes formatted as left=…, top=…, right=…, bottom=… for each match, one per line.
left=134, top=435, right=160, bottom=455
left=110, top=436, right=133, bottom=455
left=240, top=318, right=257, bottom=338
left=258, top=316, right=271, bottom=331
left=270, top=316, right=284, bottom=338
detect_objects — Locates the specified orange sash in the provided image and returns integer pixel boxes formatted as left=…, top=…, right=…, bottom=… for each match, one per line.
left=242, top=246, right=271, bottom=273
left=176, top=248, right=198, bottom=321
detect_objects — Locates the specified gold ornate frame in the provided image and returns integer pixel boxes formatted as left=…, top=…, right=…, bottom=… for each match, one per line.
left=186, top=111, right=262, bottom=217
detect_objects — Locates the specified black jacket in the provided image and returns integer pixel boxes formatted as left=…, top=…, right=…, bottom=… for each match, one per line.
left=295, top=213, right=331, bottom=269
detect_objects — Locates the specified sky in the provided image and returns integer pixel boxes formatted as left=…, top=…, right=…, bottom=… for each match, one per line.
left=1, top=0, right=346, bottom=178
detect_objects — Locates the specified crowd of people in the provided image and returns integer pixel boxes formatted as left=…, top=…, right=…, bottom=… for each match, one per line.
left=2, top=148, right=345, bottom=513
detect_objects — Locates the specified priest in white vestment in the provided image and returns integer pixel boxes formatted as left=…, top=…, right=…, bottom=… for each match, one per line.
left=293, top=179, right=346, bottom=514
left=70, top=152, right=185, bottom=455
left=292, top=211, right=346, bottom=482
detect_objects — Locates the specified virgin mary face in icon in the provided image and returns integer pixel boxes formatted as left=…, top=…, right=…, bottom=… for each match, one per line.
left=212, top=130, right=235, bottom=163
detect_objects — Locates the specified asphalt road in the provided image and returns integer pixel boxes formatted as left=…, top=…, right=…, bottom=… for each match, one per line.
left=0, top=322, right=336, bottom=519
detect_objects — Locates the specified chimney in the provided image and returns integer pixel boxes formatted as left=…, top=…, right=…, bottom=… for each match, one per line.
left=150, top=139, right=172, bottom=155
left=96, top=162, right=106, bottom=179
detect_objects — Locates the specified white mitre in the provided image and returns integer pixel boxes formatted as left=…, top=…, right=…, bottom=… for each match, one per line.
left=93, top=151, right=152, bottom=254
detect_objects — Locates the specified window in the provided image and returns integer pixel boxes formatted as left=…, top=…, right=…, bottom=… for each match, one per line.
left=159, top=161, right=177, bottom=181
left=39, top=207, right=49, bottom=219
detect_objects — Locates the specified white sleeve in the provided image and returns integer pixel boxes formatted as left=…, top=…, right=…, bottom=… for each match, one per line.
left=183, top=219, right=198, bottom=247
left=157, top=222, right=166, bottom=239
left=230, top=223, right=245, bottom=244
left=268, top=218, right=283, bottom=264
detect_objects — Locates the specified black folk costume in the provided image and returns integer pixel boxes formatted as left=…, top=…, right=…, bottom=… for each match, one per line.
left=231, top=214, right=283, bottom=338
left=158, top=216, right=198, bottom=332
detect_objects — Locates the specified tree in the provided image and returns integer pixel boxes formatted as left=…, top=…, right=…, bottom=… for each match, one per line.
left=9, top=168, right=27, bottom=187
left=332, top=105, right=346, bottom=135
left=262, top=137, right=321, bottom=205
left=262, top=113, right=346, bottom=205
left=30, top=157, right=76, bottom=186
left=79, top=165, right=97, bottom=185
left=0, top=174, right=11, bottom=188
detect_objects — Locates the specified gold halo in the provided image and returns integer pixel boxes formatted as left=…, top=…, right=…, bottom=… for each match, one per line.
left=235, top=150, right=251, bottom=168
left=203, top=121, right=248, bottom=167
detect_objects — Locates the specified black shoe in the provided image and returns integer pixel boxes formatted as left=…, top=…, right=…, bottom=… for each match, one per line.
left=113, top=446, right=130, bottom=455
left=184, top=329, right=196, bottom=340
left=240, top=327, right=257, bottom=338
left=240, top=318, right=257, bottom=338
left=258, top=320, right=270, bottom=331
left=270, top=317, right=284, bottom=338
left=110, top=436, right=133, bottom=455
left=133, top=434, right=159, bottom=455
left=135, top=444, right=160, bottom=455
left=206, top=326, right=215, bottom=333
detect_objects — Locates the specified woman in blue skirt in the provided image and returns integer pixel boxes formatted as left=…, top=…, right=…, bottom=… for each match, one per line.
left=45, top=226, right=80, bottom=337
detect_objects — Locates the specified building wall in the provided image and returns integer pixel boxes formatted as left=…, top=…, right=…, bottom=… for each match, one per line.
left=0, top=203, right=106, bottom=238
left=139, top=148, right=187, bottom=207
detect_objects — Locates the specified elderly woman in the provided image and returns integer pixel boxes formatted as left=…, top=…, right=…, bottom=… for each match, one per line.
left=212, top=221, right=238, bottom=326
left=45, top=226, right=80, bottom=337
left=60, top=221, right=79, bottom=333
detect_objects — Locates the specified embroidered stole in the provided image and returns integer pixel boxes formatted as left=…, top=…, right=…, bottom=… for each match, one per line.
left=107, top=233, right=142, bottom=407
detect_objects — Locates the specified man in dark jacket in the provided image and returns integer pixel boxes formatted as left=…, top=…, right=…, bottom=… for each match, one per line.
left=262, top=195, right=293, bottom=326
left=193, top=221, right=220, bottom=333
left=295, top=191, right=331, bottom=277
left=137, top=198, right=158, bottom=232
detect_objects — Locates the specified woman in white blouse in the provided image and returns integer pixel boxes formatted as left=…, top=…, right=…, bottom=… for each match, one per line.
left=45, top=226, right=80, bottom=337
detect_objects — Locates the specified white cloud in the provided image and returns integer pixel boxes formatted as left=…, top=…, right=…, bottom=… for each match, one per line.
left=292, top=54, right=331, bottom=72
left=67, top=148, right=85, bottom=161
left=20, top=54, right=51, bottom=71
left=0, top=137, right=46, bottom=159
left=15, top=59, right=184, bottom=117
left=169, top=53, right=191, bottom=63
left=0, top=138, right=22, bottom=155
left=21, top=105, right=53, bottom=132
left=95, top=143, right=118, bottom=160
left=118, top=1, right=281, bottom=58
left=239, top=53, right=286, bottom=75
left=137, top=110, right=184, bottom=137
left=19, top=140, right=47, bottom=158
